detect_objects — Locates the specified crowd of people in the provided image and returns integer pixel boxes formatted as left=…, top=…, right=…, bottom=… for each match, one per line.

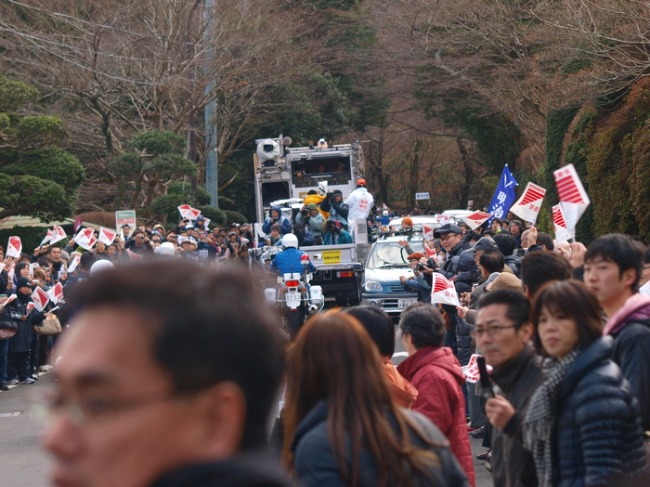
left=1, top=196, right=649, bottom=486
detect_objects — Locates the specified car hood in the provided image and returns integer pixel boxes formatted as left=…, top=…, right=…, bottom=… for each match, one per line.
left=365, top=267, right=413, bottom=284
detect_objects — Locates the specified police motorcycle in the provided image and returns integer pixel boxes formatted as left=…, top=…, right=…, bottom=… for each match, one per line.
left=264, top=234, right=324, bottom=340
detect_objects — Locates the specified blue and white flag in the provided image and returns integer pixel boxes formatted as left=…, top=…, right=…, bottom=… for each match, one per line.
left=487, top=165, right=518, bottom=221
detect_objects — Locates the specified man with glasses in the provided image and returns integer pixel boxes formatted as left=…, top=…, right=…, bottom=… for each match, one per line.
left=476, top=289, right=543, bottom=487
left=42, top=260, right=290, bottom=487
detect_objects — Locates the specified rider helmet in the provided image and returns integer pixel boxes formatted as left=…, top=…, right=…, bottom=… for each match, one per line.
left=281, top=233, right=299, bottom=248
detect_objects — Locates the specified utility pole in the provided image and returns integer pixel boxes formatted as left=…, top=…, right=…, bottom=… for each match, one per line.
left=204, top=0, right=218, bottom=207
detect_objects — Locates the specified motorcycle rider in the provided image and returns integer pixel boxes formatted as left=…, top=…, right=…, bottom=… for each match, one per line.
left=271, top=233, right=316, bottom=276
left=270, top=234, right=317, bottom=340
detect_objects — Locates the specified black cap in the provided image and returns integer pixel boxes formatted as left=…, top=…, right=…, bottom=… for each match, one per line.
left=434, top=223, right=461, bottom=239
left=16, top=277, right=32, bottom=289
left=473, top=237, right=497, bottom=252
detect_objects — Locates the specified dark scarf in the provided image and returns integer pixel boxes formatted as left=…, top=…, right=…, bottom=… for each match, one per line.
left=523, top=348, right=581, bottom=487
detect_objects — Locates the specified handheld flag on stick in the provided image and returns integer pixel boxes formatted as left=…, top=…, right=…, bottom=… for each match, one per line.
left=553, top=164, right=590, bottom=232
left=510, top=182, right=546, bottom=224
left=31, top=287, right=50, bottom=312
left=6, top=236, right=22, bottom=258
left=39, top=230, right=52, bottom=248
left=552, top=204, right=574, bottom=243
left=462, top=211, right=492, bottom=230
left=177, top=204, right=201, bottom=221
left=47, top=282, right=65, bottom=305
left=430, top=274, right=460, bottom=307
left=98, top=227, right=117, bottom=246
left=49, top=226, right=67, bottom=245
left=487, top=165, right=518, bottom=221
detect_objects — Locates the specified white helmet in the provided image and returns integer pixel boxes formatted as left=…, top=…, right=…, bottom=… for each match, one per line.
left=89, top=259, right=114, bottom=275
left=155, top=241, right=176, bottom=256
left=281, top=233, right=298, bottom=248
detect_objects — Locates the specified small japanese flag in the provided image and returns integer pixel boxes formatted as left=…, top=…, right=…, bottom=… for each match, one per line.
left=75, top=228, right=95, bottom=250
left=554, top=164, right=590, bottom=232
left=177, top=204, right=201, bottom=220
left=510, top=182, right=546, bottom=224
left=49, top=225, right=67, bottom=245
left=462, top=211, right=492, bottom=230
left=67, top=255, right=81, bottom=274
left=6, top=236, right=22, bottom=258
left=552, top=204, right=574, bottom=243
left=463, top=354, right=493, bottom=384
left=430, top=273, right=460, bottom=307
left=31, top=287, right=50, bottom=312
left=423, top=224, right=434, bottom=240
left=98, top=227, right=117, bottom=246
left=39, top=230, right=53, bottom=248
left=47, top=282, right=65, bottom=305
left=0, top=294, right=17, bottom=310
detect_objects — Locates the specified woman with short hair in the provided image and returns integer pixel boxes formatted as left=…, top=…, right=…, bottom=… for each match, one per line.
left=283, top=313, right=468, bottom=487
left=524, top=280, right=646, bottom=486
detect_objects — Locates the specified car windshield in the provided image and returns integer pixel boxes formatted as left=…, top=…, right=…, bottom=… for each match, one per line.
left=366, top=240, right=425, bottom=269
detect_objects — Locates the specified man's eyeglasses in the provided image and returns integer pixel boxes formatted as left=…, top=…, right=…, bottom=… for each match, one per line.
left=440, top=234, right=458, bottom=242
left=471, top=324, right=518, bottom=338
left=33, top=387, right=179, bottom=427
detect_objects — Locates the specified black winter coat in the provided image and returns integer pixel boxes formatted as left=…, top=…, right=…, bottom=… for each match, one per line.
left=492, top=346, right=544, bottom=487
left=6, top=296, right=44, bottom=353
left=554, top=337, right=646, bottom=487
left=292, top=400, right=469, bottom=487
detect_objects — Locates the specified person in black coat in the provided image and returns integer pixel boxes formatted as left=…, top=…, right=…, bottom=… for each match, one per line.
left=7, top=277, right=44, bottom=384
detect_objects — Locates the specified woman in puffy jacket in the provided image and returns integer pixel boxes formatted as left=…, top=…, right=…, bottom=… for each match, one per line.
left=282, top=313, right=469, bottom=487
left=522, top=280, right=646, bottom=487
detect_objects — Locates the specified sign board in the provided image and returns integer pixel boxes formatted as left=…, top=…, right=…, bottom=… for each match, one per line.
left=115, top=210, right=137, bottom=231
left=415, top=192, right=430, bottom=201
left=322, top=250, right=342, bottom=265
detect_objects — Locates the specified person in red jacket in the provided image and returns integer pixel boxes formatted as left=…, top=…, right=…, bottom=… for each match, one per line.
left=397, top=303, right=476, bottom=487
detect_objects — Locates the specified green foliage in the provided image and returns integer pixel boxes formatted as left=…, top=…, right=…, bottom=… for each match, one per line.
left=2, top=148, right=85, bottom=191
left=0, top=76, right=38, bottom=112
left=150, top=181, right=212, bottom=224
left=198, top=206, right=227, bottom=227
left=108, top=130, right=197, bottom=210
left=585, top=79, right=650, bottom=241
left=0, top=77, right=83, bottom=221
left=130, top=130, right=185, bottom=156
left=0, top=173, right=71, bottom=220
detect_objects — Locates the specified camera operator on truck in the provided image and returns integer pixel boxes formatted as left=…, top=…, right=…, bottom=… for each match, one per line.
left=319, top=190, right=349, bottom=230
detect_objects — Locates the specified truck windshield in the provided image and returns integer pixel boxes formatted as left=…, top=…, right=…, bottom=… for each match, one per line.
left=366, top=241, right=424, bottom=269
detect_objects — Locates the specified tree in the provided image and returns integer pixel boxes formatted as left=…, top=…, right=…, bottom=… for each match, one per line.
left=108, top=130, right=197, bottom=212
left=0, top=76, right=84, bottom=221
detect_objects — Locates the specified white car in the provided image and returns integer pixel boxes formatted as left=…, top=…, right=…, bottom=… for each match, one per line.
left=361, top=235, right=426, bottom=317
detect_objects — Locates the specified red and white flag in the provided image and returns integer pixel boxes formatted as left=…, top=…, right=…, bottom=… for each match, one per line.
left=39, top=229, right=53, bottom=247
left=463, top=354, right=493, bottom=384
left=510, top=182, right=546, bottom=223
left=67, top=255, right=81, bottom=274
left=423, top=224, right=435, bottom=240
left=6, top=236, right=22, bottom=258
left=177, top=204, right=201, bottom=220
left=98, top=227, right=117, bottom=246
left=75, top=228, right=95, bottom=250
left=462, top=211, right=492, bottom=230
left=552, top=204, right=573, bottom=243
left=49, top=225, right=67, bottom=245
left=47, top=282, right=65, bottom=305
left=554, top=164, right=590, bottom=232
left=430, top=273, right=460, bottom=307
left=31, top=286, right=50, bottom=312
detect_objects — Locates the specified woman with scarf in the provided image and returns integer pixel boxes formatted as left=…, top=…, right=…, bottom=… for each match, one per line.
left=522, top=280, right=646, bottom=486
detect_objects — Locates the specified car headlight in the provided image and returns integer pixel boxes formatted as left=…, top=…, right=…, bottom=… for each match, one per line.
left=364, top=280, right=383, bottom=292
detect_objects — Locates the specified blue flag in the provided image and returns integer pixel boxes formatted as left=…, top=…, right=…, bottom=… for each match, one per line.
left=487, top=165, right=518, bottom=221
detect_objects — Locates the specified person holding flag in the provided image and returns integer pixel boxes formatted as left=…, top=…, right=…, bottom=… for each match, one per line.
left=5, top=277, right=45, bottom=385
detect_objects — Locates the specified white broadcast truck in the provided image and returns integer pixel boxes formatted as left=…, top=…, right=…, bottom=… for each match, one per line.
left=253, top=136, right=368, bottom=306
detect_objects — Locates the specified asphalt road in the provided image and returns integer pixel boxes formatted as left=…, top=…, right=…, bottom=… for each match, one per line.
left=1, top=356, right=493, bottom=487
